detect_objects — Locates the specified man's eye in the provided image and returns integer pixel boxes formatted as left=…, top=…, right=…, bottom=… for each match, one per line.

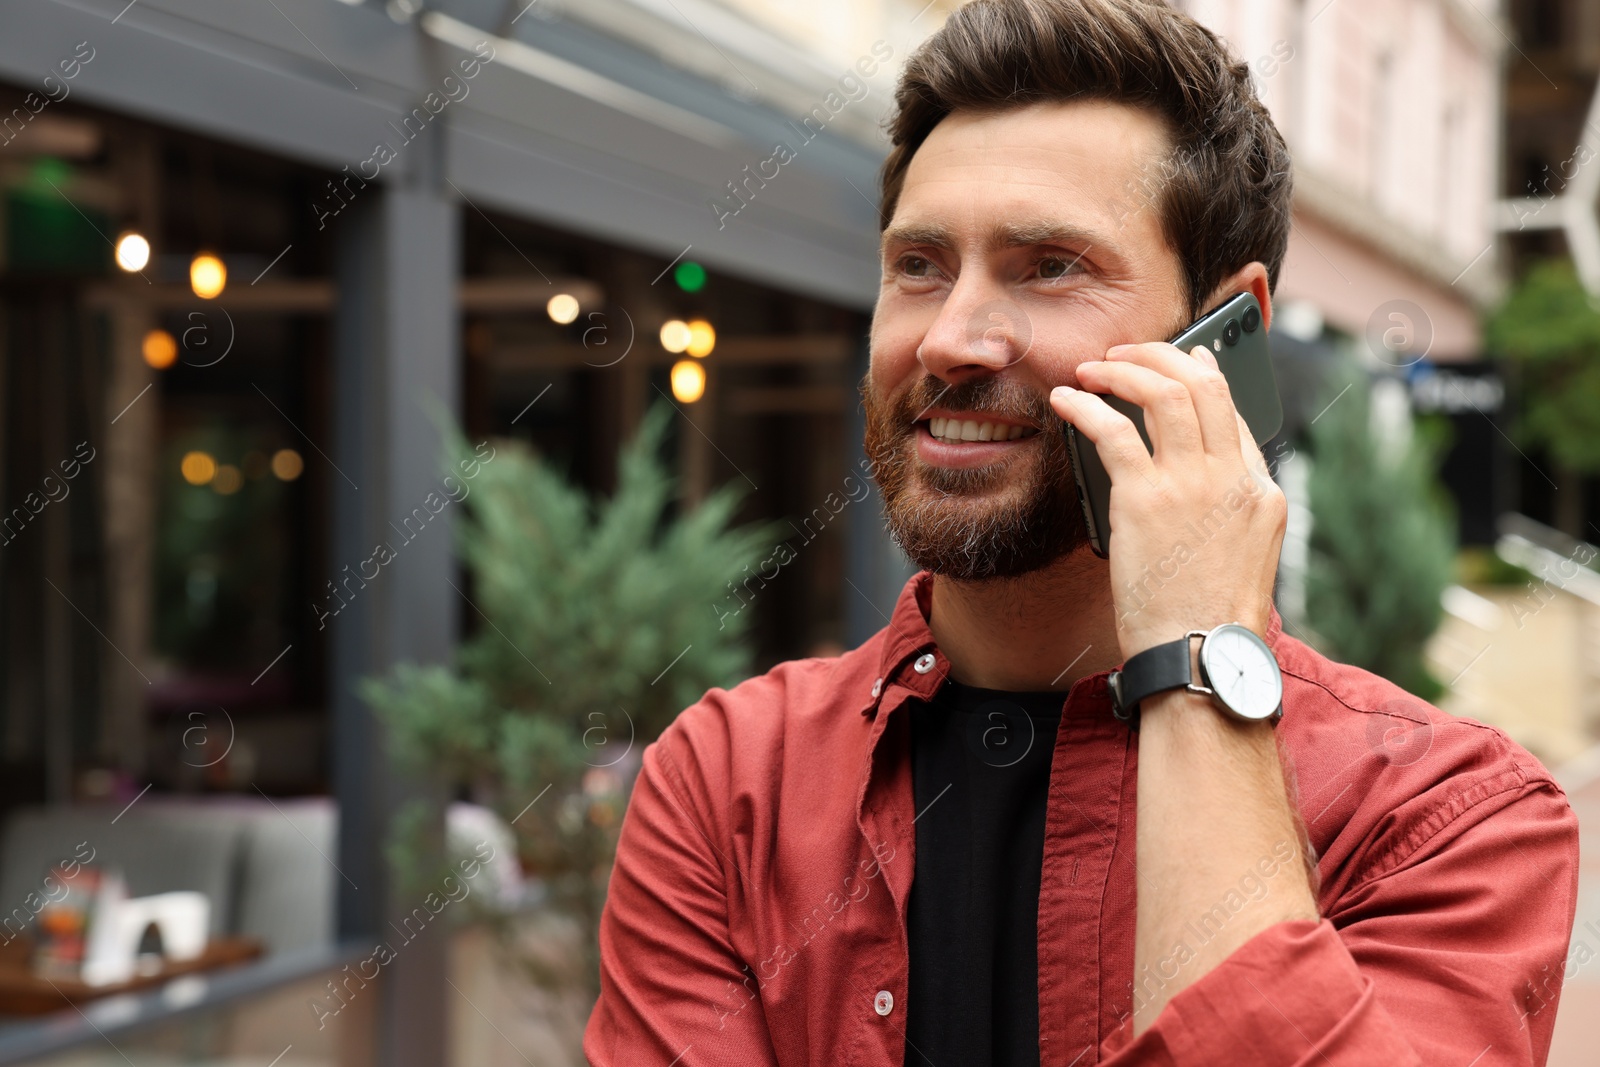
left=898, top=255, right=936, bottom=278
left=1038, top=255, right=1082, bottom=280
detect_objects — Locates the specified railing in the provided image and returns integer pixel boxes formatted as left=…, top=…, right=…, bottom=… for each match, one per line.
left=1494, top=512, right=1600, bottom=606
left=1495, top=513, right=1600, bottom=745
left=0, top=942, right=369, bottom=1066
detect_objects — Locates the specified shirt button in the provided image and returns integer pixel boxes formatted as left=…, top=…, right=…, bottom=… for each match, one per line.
left=874, top=989, right=894, bottom=1016
left=912, top=653, right=936, bottom=674
left=871, top=677, right=883, bottom=698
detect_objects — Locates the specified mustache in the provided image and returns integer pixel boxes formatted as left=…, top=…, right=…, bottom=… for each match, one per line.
left=898, top=374, right=1056, bottom=429
left=860, top=369, right=1090, bottom=580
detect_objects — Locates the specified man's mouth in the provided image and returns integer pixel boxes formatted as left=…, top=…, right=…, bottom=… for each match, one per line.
left=921, top=416, right=1041, bottom=443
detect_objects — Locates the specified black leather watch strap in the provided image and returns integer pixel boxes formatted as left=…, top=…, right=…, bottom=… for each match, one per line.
left=1108, top=635, right=1195, bottom=730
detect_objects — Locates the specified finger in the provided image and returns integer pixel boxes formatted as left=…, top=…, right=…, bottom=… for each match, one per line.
left=1237, top=410, right=1276, bottom=495
left=1074, top=357, right=1203, bottom=462
left=1106, top=341, right=1241, bottom=458
left=1051, top=385, right=1157, bottom=487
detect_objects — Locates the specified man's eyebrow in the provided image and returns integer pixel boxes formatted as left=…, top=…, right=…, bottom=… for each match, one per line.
left=880, top=223, right=953, bottom=250
left=989, top=220, right=1108, bottom=251
left=880, top=220, right=1113, bottom=254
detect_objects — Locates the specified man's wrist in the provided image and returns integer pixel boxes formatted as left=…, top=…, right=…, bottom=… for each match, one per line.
left=1118, top=614, right=1269, bottom=664
left=1139, top=686, right=1273, bottom=734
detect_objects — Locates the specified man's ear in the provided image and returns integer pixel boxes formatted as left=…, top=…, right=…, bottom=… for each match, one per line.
left=1206, top=262, right=1273, bottom=333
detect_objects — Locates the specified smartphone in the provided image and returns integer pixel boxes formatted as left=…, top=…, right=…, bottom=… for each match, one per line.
left=1064, top=291, right=1282, bottom=559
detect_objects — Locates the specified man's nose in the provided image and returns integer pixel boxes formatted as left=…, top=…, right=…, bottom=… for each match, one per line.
left=915, top=276, right=1033, bottom=385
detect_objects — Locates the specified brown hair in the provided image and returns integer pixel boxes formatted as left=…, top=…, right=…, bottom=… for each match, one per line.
left=879, top=0, right=1293, bottom=319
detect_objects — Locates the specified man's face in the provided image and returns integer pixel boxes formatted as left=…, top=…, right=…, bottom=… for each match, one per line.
left=864, top=99, right=1192, bottom=581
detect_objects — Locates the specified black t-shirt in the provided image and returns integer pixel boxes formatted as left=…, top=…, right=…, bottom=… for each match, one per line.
left=905, top=678, right=1065, bottom=1067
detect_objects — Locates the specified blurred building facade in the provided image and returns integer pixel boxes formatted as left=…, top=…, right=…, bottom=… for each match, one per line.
left=1191, top=0, right=1503, bottom=352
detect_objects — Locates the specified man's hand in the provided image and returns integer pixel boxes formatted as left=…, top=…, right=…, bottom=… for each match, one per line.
left=1050, top=341, right=1287, bottom=660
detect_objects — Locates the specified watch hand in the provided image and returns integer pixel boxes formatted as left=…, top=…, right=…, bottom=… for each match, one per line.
left=1212, top=648, right=1240, bottom=681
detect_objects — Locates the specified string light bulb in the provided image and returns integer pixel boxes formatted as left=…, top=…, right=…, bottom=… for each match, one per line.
left=115, top=232, right=150, bottom=272
left=686, top=319, right=715, bottom=358
left=180, top=451, right=217, bottom=486
left=546, top=293, right=579, bottom=324
left=190, top=253, right=226, bottom=299
left=660, top=319, right=691, bottom=353
left=670, top=359, right=705, bottom=403
left=142, top=329, right=177, bottom=369
left=271, top=449, right=304, bottom=481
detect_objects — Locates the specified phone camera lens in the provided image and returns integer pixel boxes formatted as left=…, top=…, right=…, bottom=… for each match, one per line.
left=1241, top=305, right=1261, bottom=333
left=1222, top=319, right=1242, bottom=346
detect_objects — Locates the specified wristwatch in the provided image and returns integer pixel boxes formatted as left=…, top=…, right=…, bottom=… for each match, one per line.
left=1108, top=623, right=1283, bottom=729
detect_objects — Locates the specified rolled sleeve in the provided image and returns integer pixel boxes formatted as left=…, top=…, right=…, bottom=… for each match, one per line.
left=1098, top=779, right=1578, bottom=1066
left=1101, top=920, right=1419, bottom=1066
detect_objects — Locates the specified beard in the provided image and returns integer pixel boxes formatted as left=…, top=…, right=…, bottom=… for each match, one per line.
left=861, top=372, right=1090, bottom=582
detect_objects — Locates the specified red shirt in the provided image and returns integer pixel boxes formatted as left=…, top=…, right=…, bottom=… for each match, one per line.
left=585, top=571, right=1580, bottom=1066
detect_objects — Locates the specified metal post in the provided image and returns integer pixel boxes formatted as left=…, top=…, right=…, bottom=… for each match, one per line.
left=100, top=294, right=155, bottom=776
left=330, top=155, right=460, bottom=1063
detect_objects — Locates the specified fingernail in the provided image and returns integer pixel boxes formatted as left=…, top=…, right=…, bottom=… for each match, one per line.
left=1052, top=385, right=1076, bottom=398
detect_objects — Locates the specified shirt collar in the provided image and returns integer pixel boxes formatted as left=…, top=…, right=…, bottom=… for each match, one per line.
left=859, top=570, right=945, bottom=717
left=860, top=570, right=1285, bottom=718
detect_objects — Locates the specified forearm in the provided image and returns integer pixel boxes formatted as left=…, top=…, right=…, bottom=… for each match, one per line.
left=1130, top=688, right=1319, bottom=1035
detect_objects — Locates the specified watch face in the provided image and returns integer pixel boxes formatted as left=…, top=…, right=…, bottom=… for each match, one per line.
left=1199, top=624, right=1283, bottom=721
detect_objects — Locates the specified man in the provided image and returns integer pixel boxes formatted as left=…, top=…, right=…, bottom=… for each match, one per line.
left=585, top=1, right=1580, bottom=1064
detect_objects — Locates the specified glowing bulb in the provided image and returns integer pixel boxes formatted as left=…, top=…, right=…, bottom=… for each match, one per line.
left=660, top=319, right=691, bottom=353
left=114, top=232, right=150, bottom=272
left=271, top=449, right=304, bottom=481
left=670, top=359, right=705, bottom=403
left=547, top=293, right=580, bottom=324
left=211, top=464, right=243, bottom=495
left=142, top=329, right=177, bottom=369
left=190, top=253, right=226, bottom=299
left=686, top=319, right=715, bottom=358
left=181, top=451, right=217, bottom=486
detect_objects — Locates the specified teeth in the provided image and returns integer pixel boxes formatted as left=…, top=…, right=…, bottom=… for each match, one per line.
left=926, top=418, right=1037, bottom=443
